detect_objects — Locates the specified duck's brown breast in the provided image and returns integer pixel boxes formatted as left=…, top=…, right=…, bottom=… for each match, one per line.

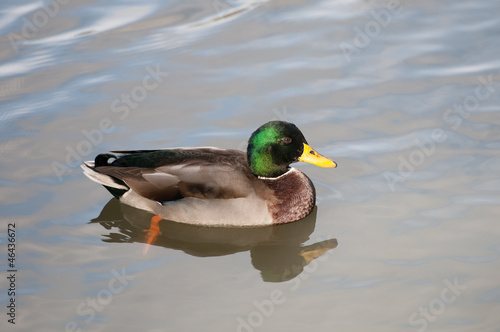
left=259, top=168, right=316, bottom=225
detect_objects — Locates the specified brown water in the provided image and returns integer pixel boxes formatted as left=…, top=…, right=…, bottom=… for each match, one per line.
left=1, top=0, right=500, bottom=331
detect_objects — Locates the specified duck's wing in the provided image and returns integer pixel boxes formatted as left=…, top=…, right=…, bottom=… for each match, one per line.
left=87, top=148, right=256, bottom=202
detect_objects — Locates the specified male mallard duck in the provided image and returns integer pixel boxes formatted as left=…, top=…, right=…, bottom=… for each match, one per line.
left=82, top=121, right=336, bottom=227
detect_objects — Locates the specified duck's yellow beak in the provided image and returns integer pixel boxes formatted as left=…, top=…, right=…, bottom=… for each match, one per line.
left=298, top=143, right=337, bottom=168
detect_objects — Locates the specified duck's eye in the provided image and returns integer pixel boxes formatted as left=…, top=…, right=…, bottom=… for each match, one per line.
left=282, top=137, right=292, bottom=144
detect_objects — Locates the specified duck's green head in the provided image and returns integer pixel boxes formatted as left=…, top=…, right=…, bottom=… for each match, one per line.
left=247, top=121, right=337, bottom=178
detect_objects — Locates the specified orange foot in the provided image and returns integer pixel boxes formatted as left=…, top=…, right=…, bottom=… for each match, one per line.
left=143, top=215, right=162, bottom=254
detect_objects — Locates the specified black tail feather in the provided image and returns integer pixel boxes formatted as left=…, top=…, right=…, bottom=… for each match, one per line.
left=95, top=153, right=117, bottom=167
left=103, top=185, right=127, bottom=199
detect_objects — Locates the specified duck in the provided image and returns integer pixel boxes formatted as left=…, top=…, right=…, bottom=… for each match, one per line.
left=82, top=121, right=336, bottom=227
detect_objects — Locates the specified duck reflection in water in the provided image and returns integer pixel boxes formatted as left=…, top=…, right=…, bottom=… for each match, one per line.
left=91, top=198, right=338, bottom=282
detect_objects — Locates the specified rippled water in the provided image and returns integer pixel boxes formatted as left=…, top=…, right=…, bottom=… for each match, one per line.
left=1, top=0, right=500, bottom=331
